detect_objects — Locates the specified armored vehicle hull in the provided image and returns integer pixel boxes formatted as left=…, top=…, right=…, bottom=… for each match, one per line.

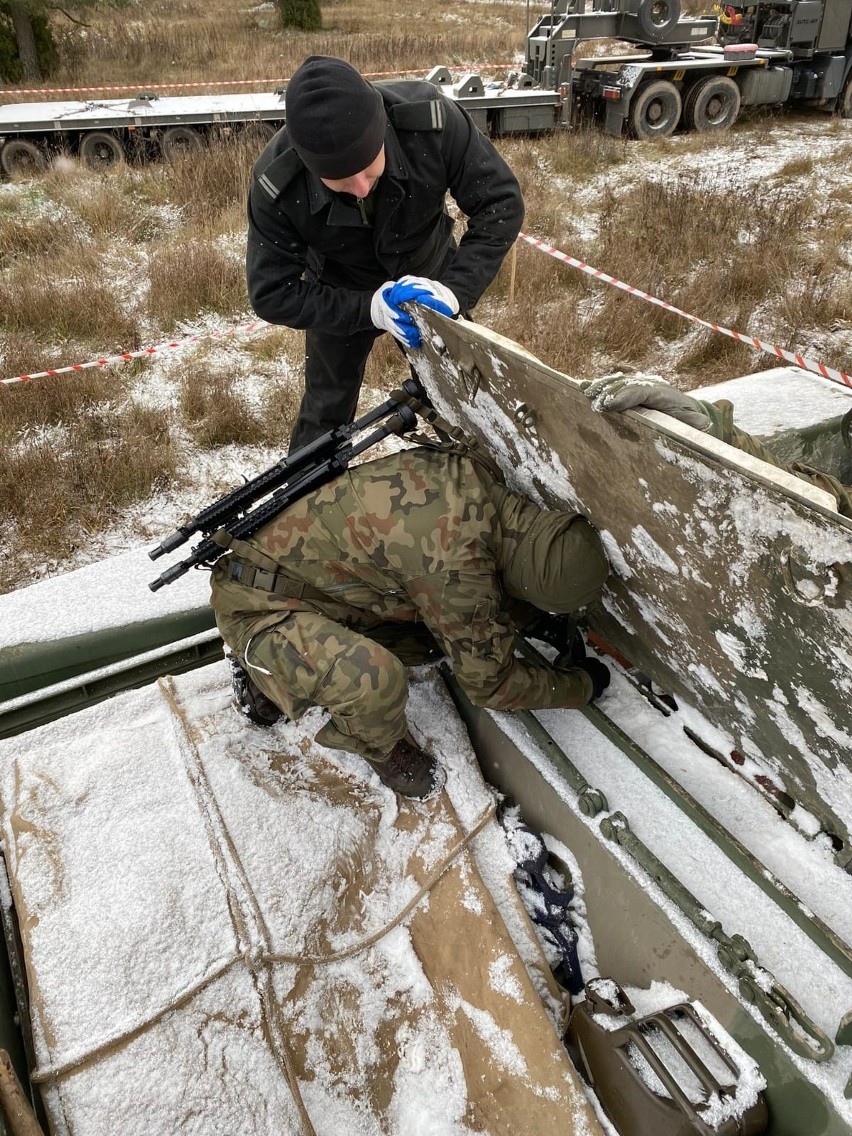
left=0, top=313, right=850, bottom=1133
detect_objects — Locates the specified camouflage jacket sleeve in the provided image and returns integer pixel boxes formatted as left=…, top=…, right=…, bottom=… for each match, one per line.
left=702, top=400, right=852, bottom=519
left=406, top=568, right=593, bottom=711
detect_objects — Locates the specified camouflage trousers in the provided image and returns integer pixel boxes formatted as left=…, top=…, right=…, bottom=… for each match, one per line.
left=227, top=613, right=442, bottom=763
left=214, top=465, right=606, bottom=763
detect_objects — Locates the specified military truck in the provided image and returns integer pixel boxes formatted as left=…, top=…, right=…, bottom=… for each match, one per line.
left=522, top=0, right=852, bottom=137
left=2, top=0, right=851, bottom=174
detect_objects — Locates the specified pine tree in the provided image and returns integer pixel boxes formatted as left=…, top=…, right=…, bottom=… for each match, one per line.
left=0, top=0, right=126, bottom=83
left=277, top=0, right=321, bottom=33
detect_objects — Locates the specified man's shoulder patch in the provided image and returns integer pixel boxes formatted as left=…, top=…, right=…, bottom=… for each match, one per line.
left=254, top=147, right=304, bottom=200
left=387, top=99, right=447, bottom=132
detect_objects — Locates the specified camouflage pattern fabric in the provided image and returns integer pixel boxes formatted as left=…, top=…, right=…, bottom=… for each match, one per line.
left=702, top=400, right=852, bottom=518
left=211, top=448, right=608, bottom=762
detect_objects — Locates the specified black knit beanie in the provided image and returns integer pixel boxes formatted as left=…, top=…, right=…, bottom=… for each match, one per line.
left=285, top=56, right=387, bottom=179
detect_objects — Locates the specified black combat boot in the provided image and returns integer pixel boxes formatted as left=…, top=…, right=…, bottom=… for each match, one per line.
left=365, top=736, right=437, bottom=798
left=228, top=657, right=283, bottom=727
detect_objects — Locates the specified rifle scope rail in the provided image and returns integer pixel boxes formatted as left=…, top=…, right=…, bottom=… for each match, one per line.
left=148, top=401, right=418, bottom=593
left=148, top=381, right=422, bottom=562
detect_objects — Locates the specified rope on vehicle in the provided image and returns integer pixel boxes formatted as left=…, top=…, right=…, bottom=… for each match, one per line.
left=28, top=673, right=494, bottom=1136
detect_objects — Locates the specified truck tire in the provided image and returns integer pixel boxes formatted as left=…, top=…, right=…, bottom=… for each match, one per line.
left=245, top=122, right=277, bottom=146
left=628, top=80, right=683, bottom=139
left=840, top=77, right=852, bottom=118
left=0, top=139, right=46, bottom=178
left=160, top=125, right=203, bottom=160
left=79, top=131, right=125, bottom=170
left=637, top=0, right=682, bottom=38
left=683, top=76, right=741, bottom=132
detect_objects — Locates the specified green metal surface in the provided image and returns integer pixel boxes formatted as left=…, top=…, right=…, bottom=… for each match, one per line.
left=439, top=667, right=852, bottom=1135
left=0, top=606, right=216, bottom=703
left=582, top=702, right=852, bottom=983
left=0, top=629, right=223, bottom=739
left=413, top=309, right=852, bottom=852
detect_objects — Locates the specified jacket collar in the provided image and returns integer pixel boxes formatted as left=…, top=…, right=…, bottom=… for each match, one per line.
left=305, top=124, right=407, bottom=216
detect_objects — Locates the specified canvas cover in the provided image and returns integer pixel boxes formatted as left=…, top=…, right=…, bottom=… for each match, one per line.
left=0, top=661, right=602, bottom=1136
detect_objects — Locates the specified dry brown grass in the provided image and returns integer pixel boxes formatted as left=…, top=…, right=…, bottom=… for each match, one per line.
left=42, top=0, right=524, bottom=90
left=141, top=140, right=257, bottom=224
left=177, top=353, right=299, bottom=447
left=0, top=397, right=175, bottom=589
left=148, top=236, right=247, bottom=330
left=1, top=0, right=850, bottom=592
left=0, top=245, right=141, bottom=347
left=0, top=211, right=76, bottom=264
left=489, top=160, right=838, bottom=388
left=41, top=164, right=171, bottom=242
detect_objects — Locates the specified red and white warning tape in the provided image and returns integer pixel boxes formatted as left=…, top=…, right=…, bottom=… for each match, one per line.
left=4, top=234, right=850, bottom=391
left=0, top=64, right=512, bottom=99
left=0, top=320, right=269, bottom=386
left=519, top=232, right=852, bottom=390
left=0, top=78, right=290, bottom=97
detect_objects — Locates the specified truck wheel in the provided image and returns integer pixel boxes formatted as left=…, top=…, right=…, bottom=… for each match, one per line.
left=840, top=77, right=852, bottom=118
left=637, top=0, right=682, bottom=37
left=683, top=76, right=741, bottom=132
left=245, top=122, right=277, bottom=146
left=628, top=81, right=683, bottom=139
left=0, top=139, right=46, bottom=178
left=79, top=131, right=124, bottom=170
left=160, top=125, right=203, bottom=160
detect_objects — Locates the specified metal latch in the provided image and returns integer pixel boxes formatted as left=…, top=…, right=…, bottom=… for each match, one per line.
left=566, top=977, right=769, bottom=1135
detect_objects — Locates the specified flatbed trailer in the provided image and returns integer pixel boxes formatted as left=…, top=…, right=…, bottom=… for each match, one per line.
left=2, top=0, right=852, bottom=173
left=0, top=76, right=563, bottom=176
left=0, top=89, right=290, bottom=174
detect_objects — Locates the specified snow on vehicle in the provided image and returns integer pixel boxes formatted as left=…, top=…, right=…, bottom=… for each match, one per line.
left=0, top=90, right=289, bottom=177
left=0, top=313, right=850, bottom=1133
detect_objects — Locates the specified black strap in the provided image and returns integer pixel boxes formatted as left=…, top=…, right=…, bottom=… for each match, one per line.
left=402, top=394, right=505, bottom=483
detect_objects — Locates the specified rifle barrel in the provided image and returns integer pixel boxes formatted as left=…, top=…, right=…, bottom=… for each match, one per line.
left=147, top=387, right=417, bottom=563
left=148, top=398, right=419, bottom=591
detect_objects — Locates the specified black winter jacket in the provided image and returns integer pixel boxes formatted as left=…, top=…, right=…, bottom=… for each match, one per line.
left=245, top=80, right=524, bottom=335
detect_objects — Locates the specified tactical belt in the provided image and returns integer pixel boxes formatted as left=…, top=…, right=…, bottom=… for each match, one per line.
left=227, top=557, right=327, bottom=603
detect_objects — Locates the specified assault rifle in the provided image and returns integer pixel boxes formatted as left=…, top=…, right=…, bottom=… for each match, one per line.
left=148, top=381, right=421, bottom=591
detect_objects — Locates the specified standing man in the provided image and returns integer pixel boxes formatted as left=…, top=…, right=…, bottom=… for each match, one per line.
left=246, top=55, right=524, bottom=449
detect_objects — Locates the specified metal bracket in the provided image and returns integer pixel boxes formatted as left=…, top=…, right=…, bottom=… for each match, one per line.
left=600, top=812, right=835, bottom=1063
left=566, top=978, right=769, bottom=1136
left=457, top=362, right=482, bottom=401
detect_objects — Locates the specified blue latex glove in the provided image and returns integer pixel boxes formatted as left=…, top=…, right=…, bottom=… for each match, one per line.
left=371, top=277, right=459, bottom=349
left=370, top=281, right=420, bottom=348
left=389, top=275, right=459, bottom=320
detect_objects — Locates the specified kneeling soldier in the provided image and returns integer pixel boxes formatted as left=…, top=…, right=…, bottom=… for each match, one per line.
left=210, top=447, right=610, bottom=798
